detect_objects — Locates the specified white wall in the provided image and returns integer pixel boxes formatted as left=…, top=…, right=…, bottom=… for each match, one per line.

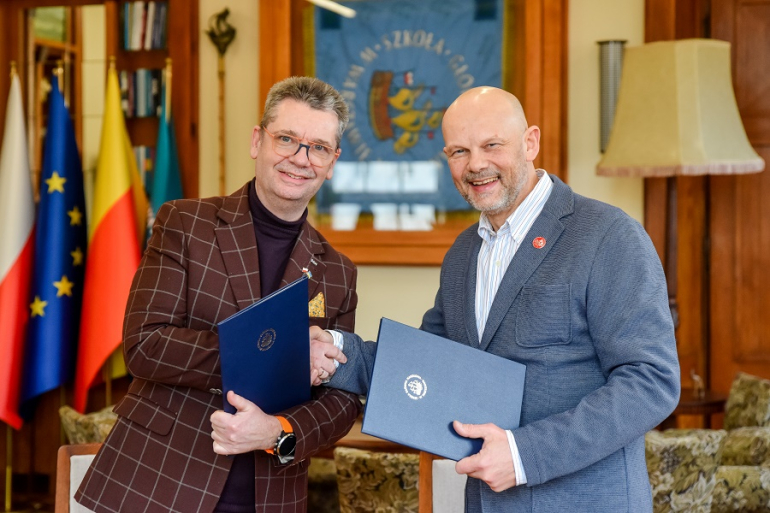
left=568, top=0, right=645, bottom=223
left=198, top=0, right=259, bottom=198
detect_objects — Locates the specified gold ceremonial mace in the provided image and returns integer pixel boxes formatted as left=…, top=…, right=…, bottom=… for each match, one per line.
left=4, top=62, right=30, bottom=513
left=205, top=8, right=237, bottom=196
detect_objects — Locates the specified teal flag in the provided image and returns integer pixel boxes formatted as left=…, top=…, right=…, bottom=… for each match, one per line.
left=150, top=84, right=183, bottom=227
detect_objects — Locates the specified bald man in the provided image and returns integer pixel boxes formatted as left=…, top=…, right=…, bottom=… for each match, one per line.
left=312, top=87, right=680, bottom=512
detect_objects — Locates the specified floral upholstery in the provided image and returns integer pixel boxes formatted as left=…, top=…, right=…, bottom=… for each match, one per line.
left=59, top=405, right=118, bottom=445
left=333, top=447, right=419, bottom=513
left=712, top=465, right=770, bottom=512
left=645, top=428, right=726, bottom=512
left=724, top=372, right=770, bottom=430
left=721, top=426, right=770, bottom=466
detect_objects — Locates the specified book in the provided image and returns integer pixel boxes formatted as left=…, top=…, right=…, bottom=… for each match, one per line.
left=361, top=318, right=526, bottom=461
left=143, top=2, right=156, bottom=50
left=217, top=276, right=311, bottom=415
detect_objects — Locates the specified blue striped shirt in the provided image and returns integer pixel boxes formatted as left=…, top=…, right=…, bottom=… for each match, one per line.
left=475, top=170, right=553, bottom=339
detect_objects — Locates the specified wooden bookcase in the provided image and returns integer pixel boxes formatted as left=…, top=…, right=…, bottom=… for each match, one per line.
left=104, top=0, right=199, bottom=197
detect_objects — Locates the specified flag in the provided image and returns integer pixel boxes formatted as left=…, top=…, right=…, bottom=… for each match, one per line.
left=150, top=79, right=183, bottom=222
left=21, top=76, right=87, bottom=408
left=74, top=66, right=148, bottom=412
left=0, top=73, right=34, bottom=429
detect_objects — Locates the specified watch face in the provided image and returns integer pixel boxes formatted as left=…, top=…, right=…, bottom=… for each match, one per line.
left=277, top=433, right=296, bottom=457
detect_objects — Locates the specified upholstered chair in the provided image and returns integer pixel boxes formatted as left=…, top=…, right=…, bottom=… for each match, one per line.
left=58, top=405, right=118, bottom=445
left=333, top=446, right=419, bottom=513
left=646, top=428, right=726, bottom=512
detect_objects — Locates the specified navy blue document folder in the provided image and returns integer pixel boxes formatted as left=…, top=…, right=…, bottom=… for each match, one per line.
left=217, top=276, right=310, bottom=415
left=362, top=318, right=526, bottom=461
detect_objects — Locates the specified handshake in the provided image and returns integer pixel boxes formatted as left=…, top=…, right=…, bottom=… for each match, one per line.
left=309, top=326, right=346, bottom=386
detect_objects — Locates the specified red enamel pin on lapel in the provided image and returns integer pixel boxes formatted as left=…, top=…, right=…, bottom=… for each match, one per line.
left=533, top=237, right=546, bottom=249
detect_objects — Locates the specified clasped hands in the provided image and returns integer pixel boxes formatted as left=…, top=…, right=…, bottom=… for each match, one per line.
left=307, top=326, right=517, bottom=492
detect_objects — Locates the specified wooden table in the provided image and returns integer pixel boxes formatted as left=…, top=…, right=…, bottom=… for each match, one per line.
left=317, top=419, right=417, bottom=458
left=659, top=388, right=728, bottom=429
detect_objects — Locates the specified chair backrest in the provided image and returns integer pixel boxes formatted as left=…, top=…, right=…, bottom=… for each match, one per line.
left=724, top=372, right=770, bottom=430
left=55, top=443, right=101, bottom=513
left=418, top=452, right=467, bottom=513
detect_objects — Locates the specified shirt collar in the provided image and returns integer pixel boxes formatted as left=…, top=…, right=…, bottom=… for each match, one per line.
left=477, top=169, right=552, bottom=243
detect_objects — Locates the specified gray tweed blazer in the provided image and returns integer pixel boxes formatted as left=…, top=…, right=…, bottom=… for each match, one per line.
left=330, top=175, right=679, bottom=513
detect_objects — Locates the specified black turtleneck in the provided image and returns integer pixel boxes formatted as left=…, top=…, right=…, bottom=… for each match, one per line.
left=214, top=179, right=307, bottom=512
left=249, top=179, right=307, bottom=296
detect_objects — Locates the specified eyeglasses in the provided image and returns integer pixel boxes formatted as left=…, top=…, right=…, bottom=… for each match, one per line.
left=261, top=126, right=340, bottom=167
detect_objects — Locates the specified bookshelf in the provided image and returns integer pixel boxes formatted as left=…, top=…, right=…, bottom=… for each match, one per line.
left=104, top=0, right=199, bottom=197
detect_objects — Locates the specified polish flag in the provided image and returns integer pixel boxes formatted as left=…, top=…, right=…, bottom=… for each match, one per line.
left=0, top=73, right=35, bottom=429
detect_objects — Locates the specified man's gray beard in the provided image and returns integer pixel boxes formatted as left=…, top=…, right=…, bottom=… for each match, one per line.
left=460, top=166, right=528, bottom=217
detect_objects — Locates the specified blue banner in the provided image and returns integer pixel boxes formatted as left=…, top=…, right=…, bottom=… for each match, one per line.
left=22, top=76, right=87, bottom=405
left=314, top=0, right=503, bottom=212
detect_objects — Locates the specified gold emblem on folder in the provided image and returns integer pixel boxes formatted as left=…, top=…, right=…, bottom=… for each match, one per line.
left=257, top=328, right=276, bottom=351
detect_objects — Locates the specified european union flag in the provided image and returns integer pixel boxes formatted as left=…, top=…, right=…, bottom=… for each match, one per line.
left=22, top=76, right=87, bottom=406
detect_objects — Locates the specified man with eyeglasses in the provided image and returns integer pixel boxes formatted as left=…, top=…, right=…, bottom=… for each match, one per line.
left=75, top=77, right=361, bottom=513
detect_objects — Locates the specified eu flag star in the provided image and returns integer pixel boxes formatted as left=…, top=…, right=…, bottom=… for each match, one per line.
left=67, top=205, right=83, bottom=226
left=71, top=247, right=84, bottom=266
left=45, top=171, right=67, bottom=193
left=53, top=275, right=75, bottom=297
left=30, top=296, right=48, bottom=317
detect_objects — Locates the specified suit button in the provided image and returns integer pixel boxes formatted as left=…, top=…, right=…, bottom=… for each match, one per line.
left=210, top=388, right=222, bottom=395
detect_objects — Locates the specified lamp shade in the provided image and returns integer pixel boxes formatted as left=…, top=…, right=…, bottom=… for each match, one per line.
left=597, top=39, right=764, bottom=177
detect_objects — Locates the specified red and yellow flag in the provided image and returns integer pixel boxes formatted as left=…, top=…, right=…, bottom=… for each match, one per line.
left=74, top=65, right=147, bottom=412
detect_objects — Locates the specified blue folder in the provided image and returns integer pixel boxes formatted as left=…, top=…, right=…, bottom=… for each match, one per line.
left=217, top=276, right=310, bottom=414
left=362, top=318, right=526, bottom=461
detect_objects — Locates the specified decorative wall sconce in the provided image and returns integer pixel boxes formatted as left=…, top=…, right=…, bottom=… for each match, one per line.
left=598, top=40, right=626, bottom=153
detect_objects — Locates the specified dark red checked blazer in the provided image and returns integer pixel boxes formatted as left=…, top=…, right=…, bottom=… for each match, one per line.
left=75, top=183, right=361, bottom=513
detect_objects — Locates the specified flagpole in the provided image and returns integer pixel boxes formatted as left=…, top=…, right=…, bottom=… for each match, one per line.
left=5, top=424, right=11, bottom=512
left=204, top=9, right=236, bottom=196
left=102, top=359, right=112, bottom=408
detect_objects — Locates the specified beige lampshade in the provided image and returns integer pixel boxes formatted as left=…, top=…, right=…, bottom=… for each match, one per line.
left=597, top=39, right=764, bottom=177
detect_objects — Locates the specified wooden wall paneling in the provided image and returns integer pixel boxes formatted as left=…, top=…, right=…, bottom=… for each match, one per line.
left=541, top=0, right=567, bottom=178
left=258, top=0, right=292, bottom=119
left=709, top=0, right=770, bottom=393
left=169, top=0, right=198, bottom=197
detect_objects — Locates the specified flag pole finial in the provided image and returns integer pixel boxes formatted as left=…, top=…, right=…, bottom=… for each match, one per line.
left=165, top=58, right=173, bottom=122
left=109, top=56, right=116, bottom=70
left=9, top=61, right=16, bottom=78
left=55, top=60, right=64, bottom=92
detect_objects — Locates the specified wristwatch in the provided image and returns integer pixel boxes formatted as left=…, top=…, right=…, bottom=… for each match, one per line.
left=265, top=416, right=296, bottom=464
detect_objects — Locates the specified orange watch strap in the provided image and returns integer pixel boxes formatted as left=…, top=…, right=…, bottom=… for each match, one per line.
left=276, top=416, right=293, bottom=434
left=265, top=416, right=293, bottom=454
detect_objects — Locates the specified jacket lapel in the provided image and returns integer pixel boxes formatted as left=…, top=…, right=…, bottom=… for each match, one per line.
left=283, top=222, right=326, bottom=303
left=214, top=183, right=262, bottom=309
left=464, top=235, right=482, bottom=347
left=479, top=176, right=574, bottom=351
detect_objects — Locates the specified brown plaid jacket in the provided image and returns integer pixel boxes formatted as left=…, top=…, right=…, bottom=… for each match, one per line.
left=75, top=183, right=362, bottom=513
